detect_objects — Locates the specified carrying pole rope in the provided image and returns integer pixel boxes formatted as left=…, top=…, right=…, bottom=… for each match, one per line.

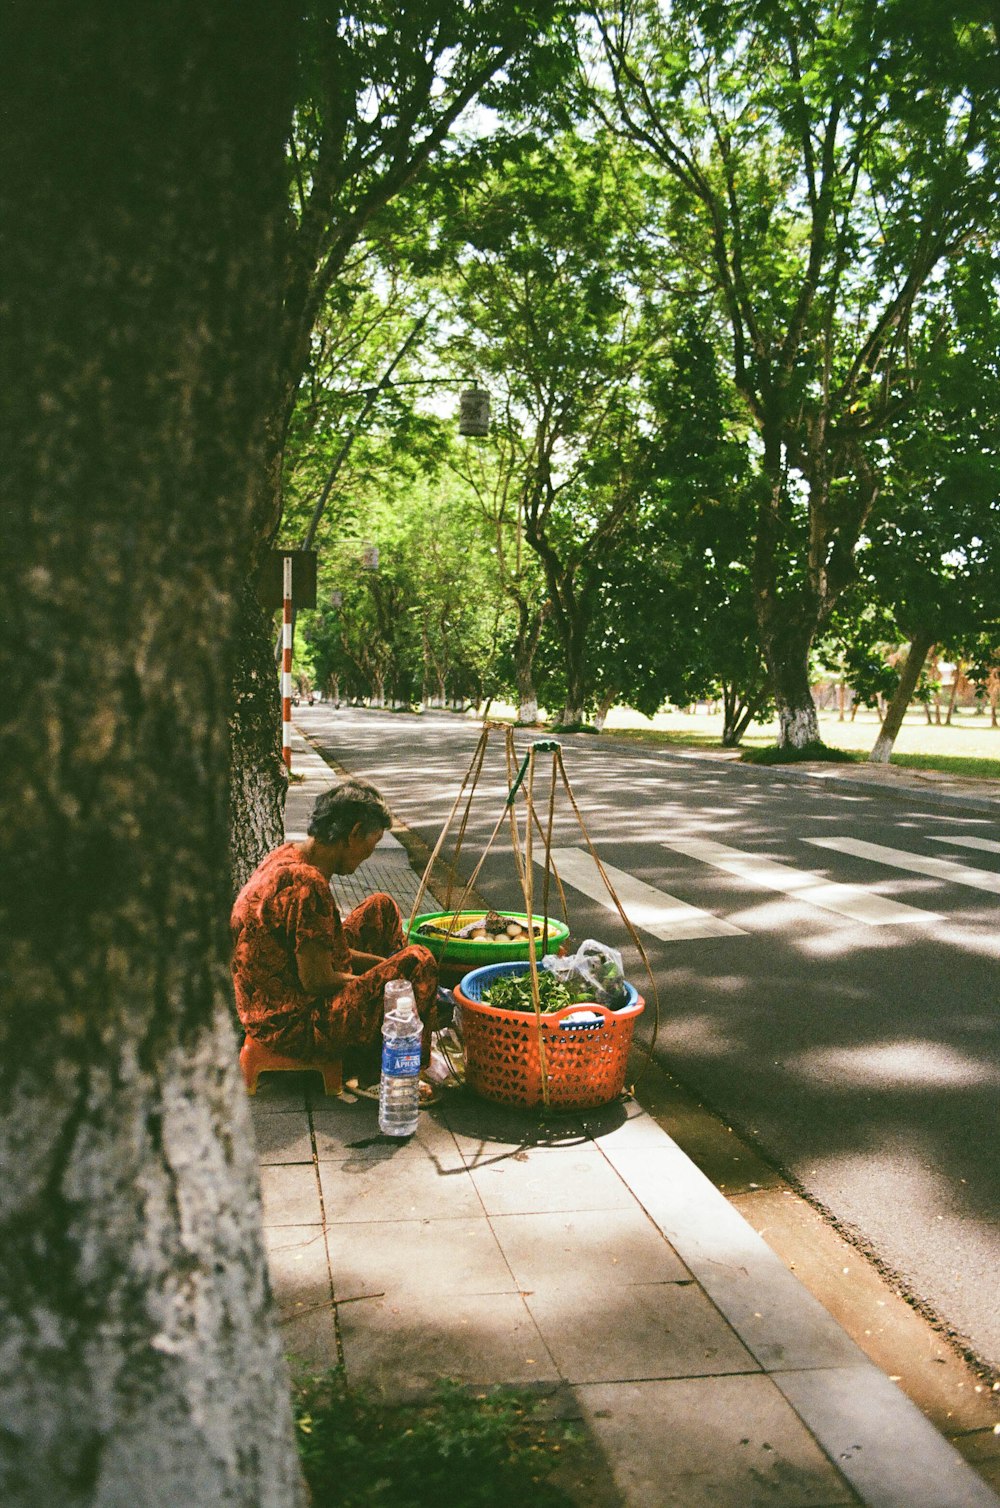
left=407, top=723, right=492, bottom=937
left=440, top=723, right=496, bottom=915
left=410, top=724, right=660, bottom=1100
left=520, top=748, right=552, bottom=1105
left=540, top=755, right=558, bottom=953
left=504, top=729, right=528, bottom=901
left=504, top=740, right=569, bottom=940
left=412, top=728, right=524, bottom=943
left=553, top=746, right=660, bottom=1081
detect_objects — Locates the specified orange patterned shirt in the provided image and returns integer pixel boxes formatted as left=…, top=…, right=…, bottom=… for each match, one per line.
left=230, top=842, right=347, bottom=1052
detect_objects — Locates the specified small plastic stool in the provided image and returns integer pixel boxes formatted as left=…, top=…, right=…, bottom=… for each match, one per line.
left=239, top=1035, right=342, bottom=1096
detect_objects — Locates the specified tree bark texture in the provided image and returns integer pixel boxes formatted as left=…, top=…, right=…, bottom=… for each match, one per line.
left=229, top=584, right=287, bottom=894
left=2, top=7, right=304, bottom=1504
left=592, top=691, right=617, bottom=732
left=513, top=597, right=546, bottom=726
left=756, top=613, right=821, bottom=747
left=753, top=463, right=824, bottom=748
left=869, top=630, right=935, bottom=764
left=721, top=684, right=757, bottom=747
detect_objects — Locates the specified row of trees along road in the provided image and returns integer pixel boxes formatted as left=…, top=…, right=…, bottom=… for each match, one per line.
left=5, top=1, right=999, bottom=1502
left=283, top=1, right=1000, bottom=756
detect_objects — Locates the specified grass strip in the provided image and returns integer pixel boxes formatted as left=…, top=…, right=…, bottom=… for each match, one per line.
left=740, top=742, right=859, bottom=766
left=293, top=1369, right=578, bottom=1507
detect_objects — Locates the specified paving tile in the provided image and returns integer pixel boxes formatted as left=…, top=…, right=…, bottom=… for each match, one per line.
left=244, top=1073, right=314, bottom=1109
left=311, top=1102, right=460, bottom=1163
left=441, top=1093, right=588, bottom=1158
left=604, top=1143, right=867, bottom=1371
left=338, top=1290, right=558, bottom=1395
left=525, top=1280, right=759, bottom=1385
left=773, top=1366, right=1000, bottom=1508
left=578, top=1374, right=859, bottom=1507
left=489, top=1208, right=689, bottom=1290
left=265, top=1225, right=338, bottom=1373
left=326, top=1216, right=516, bottom=1301
left=251, top=1111, right=313, bottom=1165
left=467, top=1141, right=637, bottom=1217
left=260, top=1164, right=323, bottom=1226
left=580, top=1098, right=675, bottom=1151
left=264, top=1224, right=332, bottom=1311
left=318, top=1153, right=483, bottom=1223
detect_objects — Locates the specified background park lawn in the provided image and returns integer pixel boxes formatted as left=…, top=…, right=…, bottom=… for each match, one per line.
left=475, top=703, right=1000, bottom=778
left=602, top=704, right=1000, bottom=776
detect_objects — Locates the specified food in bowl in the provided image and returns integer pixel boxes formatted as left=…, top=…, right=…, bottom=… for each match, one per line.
left=416, top=910, right=542, bottom=944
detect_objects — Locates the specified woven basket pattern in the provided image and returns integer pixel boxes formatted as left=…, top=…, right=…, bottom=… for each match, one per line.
left=454, top=962, right=643, bottom=1110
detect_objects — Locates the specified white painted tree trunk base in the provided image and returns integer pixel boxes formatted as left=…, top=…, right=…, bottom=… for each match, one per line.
left=778, top=703, right=821, bottom=748
left=869, top=732, right=894, bottom=764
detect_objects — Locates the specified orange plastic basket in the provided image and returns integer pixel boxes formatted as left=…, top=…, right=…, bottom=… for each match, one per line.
left=454, top=962, right=644, bottom=1110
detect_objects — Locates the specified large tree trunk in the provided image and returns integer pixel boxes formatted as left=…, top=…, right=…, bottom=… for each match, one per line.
left=559, top=660, right=589, bottom=726
left=230, top=585, right=287, bottom=892
left=512, top=598, right=546, bottom=725
left=592, top=690, right=617, bottom=731
left=869, top=631, right=935, bottom=764
left=944, top=660, right=962, bottom=727
left=721, top=683, right=759, bottom=747
left=555, top=595, right=592, bottom=727
left=515, top=677, right=540, bottom=726
left=762, top=631, right=821, bottom=747
left=2, top=8, right=305, bottom=1505
left=752, top=458, right=823, bottom=748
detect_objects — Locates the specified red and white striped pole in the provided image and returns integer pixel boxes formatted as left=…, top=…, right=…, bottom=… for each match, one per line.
left=281, top=554, right=293, bottom=771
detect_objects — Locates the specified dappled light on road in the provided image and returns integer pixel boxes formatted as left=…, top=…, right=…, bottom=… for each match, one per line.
left=663, top=1013, right=741, bottom=1058
left=787, top=1040, right=1000, bottom=1091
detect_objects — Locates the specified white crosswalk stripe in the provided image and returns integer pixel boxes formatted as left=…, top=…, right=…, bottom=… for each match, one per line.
left=807, top=837, right=1000, bottom=895
left=521, top=831, right=1000, bottom=942
left=660, top=836, right=939, bottom=926
left=926, top=834, right=1000, bottom=857
left=538, top=848, right=745, bottom=941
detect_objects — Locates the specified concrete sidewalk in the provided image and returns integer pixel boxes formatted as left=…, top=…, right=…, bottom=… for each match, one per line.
left=252, top=727, right=1000, bottom=1508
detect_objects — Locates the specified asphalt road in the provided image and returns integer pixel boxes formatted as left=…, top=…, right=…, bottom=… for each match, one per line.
left=299, top=705, right=1000, bottom=1377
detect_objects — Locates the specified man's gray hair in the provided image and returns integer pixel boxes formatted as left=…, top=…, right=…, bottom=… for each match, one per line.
left=307, top=779, right=393, bottom=843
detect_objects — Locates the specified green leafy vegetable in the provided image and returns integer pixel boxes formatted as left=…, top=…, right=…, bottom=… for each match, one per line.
left=483, top=970, right=593, bottom=1013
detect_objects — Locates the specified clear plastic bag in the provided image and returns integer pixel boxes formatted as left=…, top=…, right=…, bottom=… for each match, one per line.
left=541, top=939, right=629, bottom=1010
left=426, top=1026, right=465, bottom=1084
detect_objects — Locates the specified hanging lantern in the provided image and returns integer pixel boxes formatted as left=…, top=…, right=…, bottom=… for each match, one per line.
left=458, top=385, right=490, bottom=437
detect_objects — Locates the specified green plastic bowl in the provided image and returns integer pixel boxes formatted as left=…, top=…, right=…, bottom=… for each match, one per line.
left=406, top=910, right=570, bottom=967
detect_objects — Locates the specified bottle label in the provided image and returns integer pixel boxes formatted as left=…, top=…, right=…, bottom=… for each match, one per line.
left=382, top=1041, right=421, bottom=1076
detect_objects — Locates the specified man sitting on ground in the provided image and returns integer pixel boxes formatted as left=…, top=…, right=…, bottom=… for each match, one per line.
left=231, top=778, right=438, bottom=1086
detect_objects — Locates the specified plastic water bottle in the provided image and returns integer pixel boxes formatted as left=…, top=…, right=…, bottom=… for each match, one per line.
left=378, top=979, right=422, bottom=1137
